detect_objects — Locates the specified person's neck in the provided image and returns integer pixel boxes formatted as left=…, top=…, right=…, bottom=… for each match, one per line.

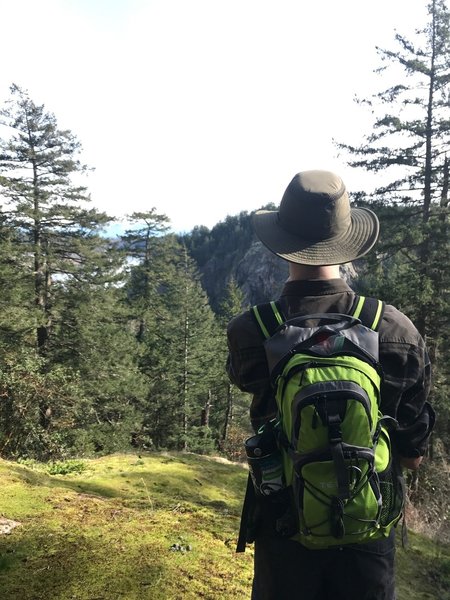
left=286, top=263, right=341, bottom=282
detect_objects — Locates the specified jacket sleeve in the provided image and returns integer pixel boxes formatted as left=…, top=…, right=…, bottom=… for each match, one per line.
left=379, top=307, right=435, bottom=458
left=226, top=310, right=277, bottom=432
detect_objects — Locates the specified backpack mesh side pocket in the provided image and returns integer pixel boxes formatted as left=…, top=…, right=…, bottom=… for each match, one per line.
left=378, top=463, right=405, bottom=527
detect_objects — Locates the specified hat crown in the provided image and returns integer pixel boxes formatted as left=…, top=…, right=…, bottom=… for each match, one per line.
left=251, top=168, right=379, bottom=265
left=278, top=171, right=350, bottom=241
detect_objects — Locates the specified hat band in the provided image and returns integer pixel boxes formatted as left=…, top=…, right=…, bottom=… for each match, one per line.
left=278, top=211, right=351, bottom=242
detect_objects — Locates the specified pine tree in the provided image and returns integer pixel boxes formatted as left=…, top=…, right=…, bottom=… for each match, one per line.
left=53, top=277, right=147, bottom=455
left=0, top=212, right=34, bottom=348
left=0, top=84, right=116, bottom=446
left=123, top=220, right=223, bottom=450
left=146, top=241, right=222, bottom=451
left=121, top=209, right=170, bottom=342
left=0, top=84, right=112, bottom=358
left=336, top=0, right=450, bottom=333
left=336, top=0, right=450, bottom=455
left=217, top=277, right=247, bottom=443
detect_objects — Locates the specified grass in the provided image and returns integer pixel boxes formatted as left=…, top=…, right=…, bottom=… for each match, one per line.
left=0, top=452, right=449, bottom=599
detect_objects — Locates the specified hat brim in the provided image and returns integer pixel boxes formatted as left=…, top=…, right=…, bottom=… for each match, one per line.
left=252, top=207, right=379, bottom=266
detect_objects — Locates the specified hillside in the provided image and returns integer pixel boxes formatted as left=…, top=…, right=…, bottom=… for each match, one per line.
left=182, top=211, right=360, bottom=312
left=182, top=211, right=289, bottom=311
left=0, top=453, right=449, bottom=600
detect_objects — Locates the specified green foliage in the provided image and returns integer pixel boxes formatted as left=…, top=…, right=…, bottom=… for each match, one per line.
left=218, top=276, right=247, bottom=324
left=337, top=1, right=450, bottom=461
left=120, top=215, right=229, bottom=451
left=46, top=459, right=86, bottom=475
left=184, top=426, right=217, bottom=455
left=0, top=83, right=113, bottom=356
left=0, top=345, right=90, bottom=460
left=182, top=211, right=256, bottom=311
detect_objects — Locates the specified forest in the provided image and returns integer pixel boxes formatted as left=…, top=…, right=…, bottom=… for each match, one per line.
left=0, top=0, right=448, bottom=548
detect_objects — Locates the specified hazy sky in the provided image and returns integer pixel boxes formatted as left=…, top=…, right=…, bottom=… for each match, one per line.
left=0, top=0, right=428, bottom=233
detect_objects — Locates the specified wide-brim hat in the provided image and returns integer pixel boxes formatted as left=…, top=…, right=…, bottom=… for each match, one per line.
left=252, top=170, right=379, bottom=266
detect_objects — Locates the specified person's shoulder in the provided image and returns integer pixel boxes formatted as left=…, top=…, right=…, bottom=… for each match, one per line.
left=227, top=310, right=261, bottom=346
left=227, top=308, right=256, bottom=338
left=380, top=303, right=423, bottom=345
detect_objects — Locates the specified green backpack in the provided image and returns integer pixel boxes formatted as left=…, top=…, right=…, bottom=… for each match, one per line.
left=246, top=296, right=404, bottom=550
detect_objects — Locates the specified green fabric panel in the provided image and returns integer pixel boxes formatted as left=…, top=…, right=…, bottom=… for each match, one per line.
left=282, top=449, right=294, bottom=486
left=293, top=399, right=373, bottom=454
left=296, top=404, right=328, bottom=453
left=278, top=354, right=381, bottom=395
left=374, top=428, right=390, bottom=472
left=276, top=354, right=381, bottom=453
left=340, top=399, right=373, bottom=445
left=299, top=459, right=381, bottom=544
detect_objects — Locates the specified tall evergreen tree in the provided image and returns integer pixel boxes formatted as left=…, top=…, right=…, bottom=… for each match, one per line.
left=121, top=209, right=170, bottom=342
left=217, top=277, right=247, bottom=443
left=53, top=277, right=147, bottom=454
left=336, top=0, right=450, bottom=332
left=0, top=212, right=34, bottom=348
left=123, top=219, right=223, bottom=450
left=0, top=84, right=117, bottom=447
left=336, top=0, right=450, bottom=452
left=0, top=84, right=112, bottom=358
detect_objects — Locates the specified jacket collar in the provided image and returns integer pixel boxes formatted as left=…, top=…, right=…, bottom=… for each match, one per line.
left=280, top=278, right=353, bottom=297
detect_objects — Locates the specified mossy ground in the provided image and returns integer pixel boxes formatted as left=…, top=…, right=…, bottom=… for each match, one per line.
left=0, top=452, right=448, bottom=599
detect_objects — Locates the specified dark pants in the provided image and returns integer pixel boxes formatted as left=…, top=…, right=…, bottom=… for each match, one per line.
left=251, top=531, right=396, bottom=600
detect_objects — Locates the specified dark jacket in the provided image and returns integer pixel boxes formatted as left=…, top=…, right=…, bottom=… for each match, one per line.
left=227, top=278, right=434, bottom=458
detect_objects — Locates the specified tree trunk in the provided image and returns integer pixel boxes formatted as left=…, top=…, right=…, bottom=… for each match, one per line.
left=201, top=390, right=212, bottom=427
left=417, top=0, right=437, bottom=339
left=222, top=383, right=233, bottom=441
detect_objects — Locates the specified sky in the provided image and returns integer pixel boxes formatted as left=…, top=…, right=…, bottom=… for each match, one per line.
left=0, top=0, right=429, bottom=234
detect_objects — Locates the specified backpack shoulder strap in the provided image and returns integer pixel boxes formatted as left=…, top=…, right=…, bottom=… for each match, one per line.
left=350, top=295, right=385, bottom=332
left=252, top=295, right=384, bottom=337
left=251, top=301, right=285, bottom=339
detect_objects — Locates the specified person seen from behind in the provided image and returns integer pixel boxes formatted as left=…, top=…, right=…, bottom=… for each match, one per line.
left=226, top=170, right=435, bottom=600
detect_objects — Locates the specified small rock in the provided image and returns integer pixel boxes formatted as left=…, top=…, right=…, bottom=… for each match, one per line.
left=0, top=519, right=21, bottom=535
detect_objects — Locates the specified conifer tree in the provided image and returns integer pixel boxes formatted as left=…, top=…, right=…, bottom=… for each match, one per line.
left=0, top=84, right=115, bottom=441
left=218, top=277, right=247, bottom=443
left=336, top=0, right=450, bottom=336
left=336, top=0, right=450, bottom=453
left=53, top=277, right=147, bottom=454
left=0, top=212, right=34, bottom=348
left=121, top=209, right=170, bottom=342
left=123, top=218, right=222, bottom=450
left=0, top=84, right=112, bottom=358
left=146, top=240, right=222, bottom=451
